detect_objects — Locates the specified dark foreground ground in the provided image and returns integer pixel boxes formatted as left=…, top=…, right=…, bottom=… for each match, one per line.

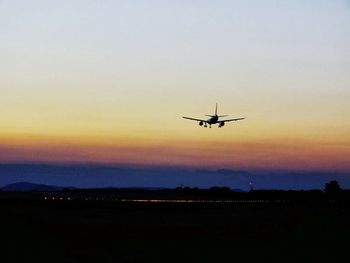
left=1, top=194, right=350, bottom=263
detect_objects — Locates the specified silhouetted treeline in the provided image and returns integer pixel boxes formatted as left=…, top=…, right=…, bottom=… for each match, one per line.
left=1, top=180, right=350, bottom=206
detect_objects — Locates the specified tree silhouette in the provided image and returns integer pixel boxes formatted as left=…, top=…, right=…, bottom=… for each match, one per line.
left=324, top=180, right=342, bottom=195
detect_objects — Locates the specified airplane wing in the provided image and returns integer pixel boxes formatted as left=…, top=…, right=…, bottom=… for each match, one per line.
left=182, top=116, right=207, bottom=122
left=220, top=117, right=245, bottom=122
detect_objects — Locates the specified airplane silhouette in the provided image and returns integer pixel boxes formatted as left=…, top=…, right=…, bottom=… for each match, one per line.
left=182, top=103, right=245, bottom=128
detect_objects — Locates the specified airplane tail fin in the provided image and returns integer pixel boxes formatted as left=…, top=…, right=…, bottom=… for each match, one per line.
left=207, top=104, right=228, bottom=117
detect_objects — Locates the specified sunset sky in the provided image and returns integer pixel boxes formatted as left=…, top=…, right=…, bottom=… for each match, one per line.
left=1, top=0, right=349, bottom=173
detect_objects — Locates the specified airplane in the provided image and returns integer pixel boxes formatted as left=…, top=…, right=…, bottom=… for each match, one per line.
left=182, top=103, right=245, bottom=128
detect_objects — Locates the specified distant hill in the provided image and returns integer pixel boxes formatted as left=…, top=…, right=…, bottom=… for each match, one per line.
left=1, top=163, right=349, bottom=190
left=1, top=183, right=169, bottom=192
left=123, top=187, right=169, bottom=191
left=2, top=182, right=68, bottom=192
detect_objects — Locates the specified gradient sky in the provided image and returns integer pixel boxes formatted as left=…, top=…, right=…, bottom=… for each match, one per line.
left=1, top=0, right=350, bottom=172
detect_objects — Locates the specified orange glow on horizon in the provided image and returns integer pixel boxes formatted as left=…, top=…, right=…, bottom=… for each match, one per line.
left=1, top=132, right=349, bottom=172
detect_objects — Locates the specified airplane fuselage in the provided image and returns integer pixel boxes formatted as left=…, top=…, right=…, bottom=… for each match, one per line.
left=207, top=115, right=219, bottom=124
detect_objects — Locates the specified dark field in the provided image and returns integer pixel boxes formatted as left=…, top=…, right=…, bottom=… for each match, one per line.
left=2, top=194, right=350, bottom=263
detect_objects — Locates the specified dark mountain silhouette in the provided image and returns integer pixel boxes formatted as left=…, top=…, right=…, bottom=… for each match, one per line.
left=2, top=182, right=69, bottom=192
left=0, top=163, right=349, bottom=190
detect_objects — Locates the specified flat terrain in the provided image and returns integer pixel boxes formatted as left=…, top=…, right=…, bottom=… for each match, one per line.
left=1, top=197, right=350, bottom=263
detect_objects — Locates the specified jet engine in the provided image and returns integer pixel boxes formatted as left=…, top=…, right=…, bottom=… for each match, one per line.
left=199, top=121, right=203, bottom=126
